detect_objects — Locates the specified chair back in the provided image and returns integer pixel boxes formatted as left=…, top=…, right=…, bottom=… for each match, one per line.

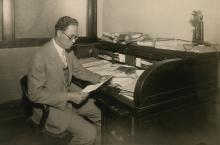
left=20, top=75, right=33, bottom=117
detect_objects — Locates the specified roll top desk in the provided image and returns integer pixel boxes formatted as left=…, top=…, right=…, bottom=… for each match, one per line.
left=77, top=40, right=219, bottom=145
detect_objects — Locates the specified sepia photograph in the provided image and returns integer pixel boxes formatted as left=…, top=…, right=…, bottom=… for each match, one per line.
left=0, top=0, right=220, bottom=145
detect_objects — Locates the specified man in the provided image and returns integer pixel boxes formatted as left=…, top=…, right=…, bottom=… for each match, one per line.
left=28, top=16, right=105, bottom=145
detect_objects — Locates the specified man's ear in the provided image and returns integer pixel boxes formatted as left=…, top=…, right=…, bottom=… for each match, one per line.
left=57, top=30, right=62, bottom=37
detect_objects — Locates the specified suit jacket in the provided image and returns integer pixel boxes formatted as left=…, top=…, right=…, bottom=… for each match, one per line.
left=28, top=39, right=101, bottom=134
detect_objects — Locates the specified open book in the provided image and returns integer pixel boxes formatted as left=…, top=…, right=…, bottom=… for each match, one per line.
left=82, top=76, right=112, bottom=93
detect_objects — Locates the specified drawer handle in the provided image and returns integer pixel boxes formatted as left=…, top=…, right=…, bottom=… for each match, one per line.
left=110, top=130, right=124, bottom=141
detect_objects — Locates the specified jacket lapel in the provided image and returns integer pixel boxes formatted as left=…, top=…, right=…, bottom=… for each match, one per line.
left=47, top=40, right=66, bottom=85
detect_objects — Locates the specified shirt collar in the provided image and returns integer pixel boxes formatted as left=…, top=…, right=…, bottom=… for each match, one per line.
left=53, top=38, right=65, bottom=55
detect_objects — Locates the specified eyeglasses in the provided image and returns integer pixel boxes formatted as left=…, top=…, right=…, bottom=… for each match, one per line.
left=62, top=32, right=78, bottom=40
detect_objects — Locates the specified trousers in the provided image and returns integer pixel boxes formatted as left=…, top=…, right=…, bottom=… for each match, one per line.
left=67, top=98, right=101, bottom=145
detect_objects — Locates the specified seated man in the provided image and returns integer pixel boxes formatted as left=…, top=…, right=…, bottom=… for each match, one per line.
left=28, top=16, right=106, bottom=145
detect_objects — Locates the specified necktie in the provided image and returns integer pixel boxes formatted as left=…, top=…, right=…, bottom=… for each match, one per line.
left=62, top=50, right=69, bottom=85
left=61, top=50, right=67, bottom=67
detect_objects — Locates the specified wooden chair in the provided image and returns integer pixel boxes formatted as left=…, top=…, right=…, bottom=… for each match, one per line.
left=20, top=75, right=49, bottom=130
left=20, top=75, right=71, bottom=139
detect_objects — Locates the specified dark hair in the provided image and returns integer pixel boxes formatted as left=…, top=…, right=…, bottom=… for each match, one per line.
left=55, top=16, right=79, bottom=35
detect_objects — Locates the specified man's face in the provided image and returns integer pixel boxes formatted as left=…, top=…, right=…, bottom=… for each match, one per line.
left=57, top=24, right=78, bottom=50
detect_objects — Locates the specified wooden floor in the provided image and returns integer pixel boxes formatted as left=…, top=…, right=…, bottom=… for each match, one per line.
left=0, top=100, right=220, bottom=145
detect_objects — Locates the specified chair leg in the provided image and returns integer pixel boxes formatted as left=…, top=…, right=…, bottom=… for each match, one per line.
left=39, top=105, right=49, bottom=129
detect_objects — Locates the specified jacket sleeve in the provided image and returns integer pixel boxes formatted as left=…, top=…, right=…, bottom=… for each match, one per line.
left=71, top=53, right=101, bottom=84
left=28, top=53, right=68, bottom=110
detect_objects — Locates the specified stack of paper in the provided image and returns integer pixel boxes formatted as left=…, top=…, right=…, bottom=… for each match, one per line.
left=137, top=40, right=154, bottom=47
left=82, top=60, right=109, bottom=68
left=155, top=40, right=178, bottom=50
left=82, top=59, right=146, bottom=99
left=155, top=39, right=193, bottom=51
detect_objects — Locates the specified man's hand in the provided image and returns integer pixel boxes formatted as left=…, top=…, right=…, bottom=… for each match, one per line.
left=67, top=92, right=89, bottom=104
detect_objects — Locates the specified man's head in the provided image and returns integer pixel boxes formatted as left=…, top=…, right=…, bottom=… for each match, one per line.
left=54, top=16, right=79, bottom=50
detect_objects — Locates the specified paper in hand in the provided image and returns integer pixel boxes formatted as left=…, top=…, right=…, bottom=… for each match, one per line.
left=82, top=76, right=112, bottom=93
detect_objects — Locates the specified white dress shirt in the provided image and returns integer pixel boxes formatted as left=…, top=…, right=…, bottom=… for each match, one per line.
left=53, top=38, right=67, bottom=67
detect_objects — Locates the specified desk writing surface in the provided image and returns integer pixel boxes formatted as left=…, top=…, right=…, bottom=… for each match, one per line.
left=80, top=58, right=145, bottom=100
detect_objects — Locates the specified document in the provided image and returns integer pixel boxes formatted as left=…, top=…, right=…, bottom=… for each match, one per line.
left=82, top=60, right=109, bottom=68
left=82, top=76, right=112, bottom=93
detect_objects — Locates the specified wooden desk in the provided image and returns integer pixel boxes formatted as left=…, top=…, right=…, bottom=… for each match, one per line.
left=79, top=41, right=220, bottom=145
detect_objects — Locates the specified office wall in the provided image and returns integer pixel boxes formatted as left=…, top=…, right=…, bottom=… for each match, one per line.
left=97, top=0, right=103, bottom=37
left=0, top=47, right=38, bottom=103
left=0, top=0, right=3, bottom=40
left=0, top=0, right=89, bottom=103
left=15, top=0, right=87, bottom=38
left=101, top=0, right=220, bottom=43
